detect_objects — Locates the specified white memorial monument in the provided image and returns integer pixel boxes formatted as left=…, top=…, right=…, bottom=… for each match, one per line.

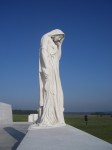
left=30, top=29, right=66, bottom=129
left=17, top=30, right=112, bottom=150
left=0, top=102, right=12, bottom=124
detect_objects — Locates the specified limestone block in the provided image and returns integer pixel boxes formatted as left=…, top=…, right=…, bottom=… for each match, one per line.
left=28, top=114, right=38, bottom=123
left=33, top=114, right=38, bottom=122
left=0, top=102, right=12, bottom=124
left=28, top=114, right=33, bottom=123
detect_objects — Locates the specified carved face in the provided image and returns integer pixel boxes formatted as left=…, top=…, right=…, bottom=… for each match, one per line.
left=52, top=34, right=64, bottom=43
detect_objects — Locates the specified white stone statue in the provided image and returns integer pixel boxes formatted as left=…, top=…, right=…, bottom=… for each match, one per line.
left=29, top=29, right=66, bottom=129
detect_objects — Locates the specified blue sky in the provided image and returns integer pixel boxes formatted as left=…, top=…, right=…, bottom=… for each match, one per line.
left=0, top=0, right=112, bottom=112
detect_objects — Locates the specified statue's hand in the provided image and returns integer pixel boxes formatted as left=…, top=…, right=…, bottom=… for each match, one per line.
left=56, top=41, right=61, bottom=48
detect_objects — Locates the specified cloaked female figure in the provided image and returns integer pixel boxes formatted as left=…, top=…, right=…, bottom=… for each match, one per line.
left=37, top=29, right=66, bottom=127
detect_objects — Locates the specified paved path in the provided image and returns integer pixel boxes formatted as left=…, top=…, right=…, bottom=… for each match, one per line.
left=17, top=125, right=112, bottom=150
left=0, top=122, right=30, bottom=150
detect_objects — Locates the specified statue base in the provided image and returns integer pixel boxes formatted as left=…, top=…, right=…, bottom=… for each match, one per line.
left=17, top=125, right=112, bottom=150
left=28, top=123, right=66, bottom=130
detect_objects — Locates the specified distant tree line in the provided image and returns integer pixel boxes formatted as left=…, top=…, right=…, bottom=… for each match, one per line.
left=65, top=112, right=112, bottom=115
left=12, top=109, right=38, bottom=115
left=90, top=112, right=112, bottom=116
left=12, top=110, right=112, bottom=116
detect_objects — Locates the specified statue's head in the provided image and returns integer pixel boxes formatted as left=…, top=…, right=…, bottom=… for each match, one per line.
left=51, top=34, right=64, bottom=43
left=47, top=29, right=64, bottom=42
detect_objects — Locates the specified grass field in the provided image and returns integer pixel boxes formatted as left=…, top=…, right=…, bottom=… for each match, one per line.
left=65, top=114, right=112, bottom=144
left=13, top=114, right=28, bottom=122
left=13, top=114, right=112, bottom=144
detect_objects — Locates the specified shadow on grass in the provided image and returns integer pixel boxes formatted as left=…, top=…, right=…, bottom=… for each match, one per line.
left=4, top=127, right=25, bottom=150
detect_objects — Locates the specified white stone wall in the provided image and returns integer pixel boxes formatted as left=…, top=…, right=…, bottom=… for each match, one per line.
left=0, top=102, right=12, bottom=124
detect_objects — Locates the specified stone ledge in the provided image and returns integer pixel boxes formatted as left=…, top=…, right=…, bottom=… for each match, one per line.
left=17, top=125, right=112, bottom=150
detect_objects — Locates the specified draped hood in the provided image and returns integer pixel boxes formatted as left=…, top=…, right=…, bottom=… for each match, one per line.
left=45, top=29, right=64, bottom=37
left=40, top=29, right=64, bottom=49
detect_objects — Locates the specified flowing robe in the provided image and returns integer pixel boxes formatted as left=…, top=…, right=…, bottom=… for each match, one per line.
left=38, top=29, right=65, bottom=127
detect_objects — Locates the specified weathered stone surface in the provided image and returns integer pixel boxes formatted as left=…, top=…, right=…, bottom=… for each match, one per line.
left=17, top=125, right=112, bottom=150
left=0, top=102, right=12, bottom=124
left=28, top=114, right=38, bottom=123
left=0, top=122, right=30, bottom=150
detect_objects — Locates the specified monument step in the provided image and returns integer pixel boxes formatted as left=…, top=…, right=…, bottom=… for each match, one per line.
left=17, top=125, right=112, bottom=150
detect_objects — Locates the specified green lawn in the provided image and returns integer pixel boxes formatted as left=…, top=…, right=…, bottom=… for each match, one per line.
left=13, top=114, right=28, bottom=122
left=65, top=114, right=112, bottom=144
left=13, top=114, right=112, bottom=144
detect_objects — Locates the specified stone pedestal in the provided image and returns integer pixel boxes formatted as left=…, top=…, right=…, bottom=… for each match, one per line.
left=17, top=125, right=112, bottom=150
